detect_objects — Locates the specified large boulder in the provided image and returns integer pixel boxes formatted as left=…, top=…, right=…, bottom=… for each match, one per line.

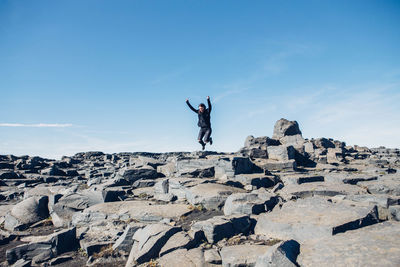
left=223, top=191, right=278, bottom=216
left=116, top=166, right=159, bottom=184
left=190, top=215, right=251, bottom=244
left=272, top=119, right=302, bottom=139
left=4, top=196, right=49, bottom=231
left=6, top=228, right=77, bottom=265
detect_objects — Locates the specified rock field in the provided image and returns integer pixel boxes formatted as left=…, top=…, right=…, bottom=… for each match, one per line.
left=1, top=118, right=399, bottom=266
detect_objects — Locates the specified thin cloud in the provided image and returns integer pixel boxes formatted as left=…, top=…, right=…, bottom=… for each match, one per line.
left=0, top=123, right=73, bottom=128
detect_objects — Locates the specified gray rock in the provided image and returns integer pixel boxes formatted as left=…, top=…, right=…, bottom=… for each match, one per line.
left=6, top=227, right=77, bottom=264
left=154, top=179, right=169, bottom=194
left=190, top=215, right=250, bottom=244
left=157, top=248, right=205, bottom=267
left=267, top=146, right=295, bottom=161
left=0, top=170, right=20, bottom=179
left=223, top=192, right=278, bottom=216
left=40, top=165, right=67, bottom=176
left=185, top=183, right=245, bottom=210
left=159, top=231, right=193, bottom=256
left=125, top=223, right=181, bottom=265
left=252, top=159, right=297, bottom=171
left=255, top=197, right=379, bottom=243
left=228, top=174, right=278, bottom=189
left=220, top=244, right=270, bottom=267
left=255, top=240, right=300, bottom=267
left=112, top=224, right=144, bottom=255
left=298, top=221, right=400, bottom=266
left=272, top=119, right=302, bottom=139
left=117, top=166, right=158, bottom=184
left=4, top=196, right=49, bottom=231
left=56, top=191, right=103, bottom=210
left=280, top=174, right=324, bottom=185
left=10, top=259, right=31, bottom=267
left=278, top=182, right=367, bottom=199
left=358, top=176, right=400, bottom=196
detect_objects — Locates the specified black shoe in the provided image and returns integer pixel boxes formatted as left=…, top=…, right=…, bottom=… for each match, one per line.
left=209, top=138, right=213, bottom=145
left=199, top=140, right=206, bottom=150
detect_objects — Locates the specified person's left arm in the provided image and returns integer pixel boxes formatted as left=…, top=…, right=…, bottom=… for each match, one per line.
left=207, top=96, right=212, bottom=113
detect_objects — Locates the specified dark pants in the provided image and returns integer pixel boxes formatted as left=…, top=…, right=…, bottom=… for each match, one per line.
left=198, top=127, right=212, bottom=143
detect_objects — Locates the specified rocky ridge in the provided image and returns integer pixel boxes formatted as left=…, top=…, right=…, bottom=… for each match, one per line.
left=0, top=118, right=399, bottom=266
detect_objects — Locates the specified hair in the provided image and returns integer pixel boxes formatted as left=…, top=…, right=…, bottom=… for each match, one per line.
left=199, top=103, right=206, bottom=109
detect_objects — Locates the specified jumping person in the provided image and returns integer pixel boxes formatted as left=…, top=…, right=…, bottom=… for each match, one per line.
left=186, top=96, right=213, bottom=150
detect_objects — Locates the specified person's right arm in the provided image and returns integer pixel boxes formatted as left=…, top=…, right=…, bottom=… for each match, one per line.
left=186, top=99, right=198, bottom=113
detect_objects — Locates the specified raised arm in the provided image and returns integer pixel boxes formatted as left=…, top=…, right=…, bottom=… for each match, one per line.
left=186, top=99, right=198, bottom=113
left=207, top=96, right=212, bottom=113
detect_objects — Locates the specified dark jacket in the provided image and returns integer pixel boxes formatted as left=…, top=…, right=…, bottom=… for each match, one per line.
left=186, top=99, right=212, bottom=128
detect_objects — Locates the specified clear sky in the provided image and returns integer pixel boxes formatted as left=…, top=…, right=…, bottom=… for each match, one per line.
left=1, top=0, right=400, bottom=159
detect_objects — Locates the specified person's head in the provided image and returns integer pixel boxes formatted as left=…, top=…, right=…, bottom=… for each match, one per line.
left=198, top=103, right=206, bottom=113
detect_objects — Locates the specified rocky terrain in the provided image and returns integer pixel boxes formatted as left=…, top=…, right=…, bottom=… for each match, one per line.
left=1, top=118, right=399, bottom=267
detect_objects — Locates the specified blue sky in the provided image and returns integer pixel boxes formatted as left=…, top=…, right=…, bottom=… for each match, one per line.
left=1, top=0, right=400, bottom=159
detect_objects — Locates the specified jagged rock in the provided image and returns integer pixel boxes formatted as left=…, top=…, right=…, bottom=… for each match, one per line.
left=298, top=221, right=400, bottom=266
left=220, top=244, right=270, bottom=267
left=255, top=197, right=379, bottom=243
left=279, top=174, right=324, bottom=185
left=228, top=173, right=278, bottom=189
left=159, top=231, right=194, bottom=256
left=255, top=240, right=300, bottom=267
left=4, top=196, right=49, bottom=231
left=112, top=224, right=144, bottom=255
left=190, top=215, right=250, bottom=243
left=116, top=166, right=159, bottom=184
left=185, top=183, right=245, bottom=210
left=56, top=190, right=103, bottom=210
left=125, top=223, right=181, bottom=265
left=40, top=165, right=67, bottom=176
left=158, top=247, right=205, bottom=267
left=272, top=119, right=302, bottom=139
left=223, top=191, right=278, bottom=216
left=6, top=227, right=77, bottom=265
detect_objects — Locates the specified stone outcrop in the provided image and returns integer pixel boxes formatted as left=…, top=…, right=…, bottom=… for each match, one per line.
left=0, top=118, right=399, bottom=266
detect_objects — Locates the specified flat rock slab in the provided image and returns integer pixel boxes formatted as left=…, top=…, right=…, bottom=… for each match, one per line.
left=298, top=221, right=400, bottom=267
left=279, top=182, right=367, bottom=199
left=85, top=200, right=192, bottom=222
left=157, top=248, right=205, bottom=267
left=185, top=183, right=245, bottom=210
left=254, top=196, right=379, bottom=243
left=220, top=244, right=270, bottom=267
left=358, top=175, right=400, bottom=196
